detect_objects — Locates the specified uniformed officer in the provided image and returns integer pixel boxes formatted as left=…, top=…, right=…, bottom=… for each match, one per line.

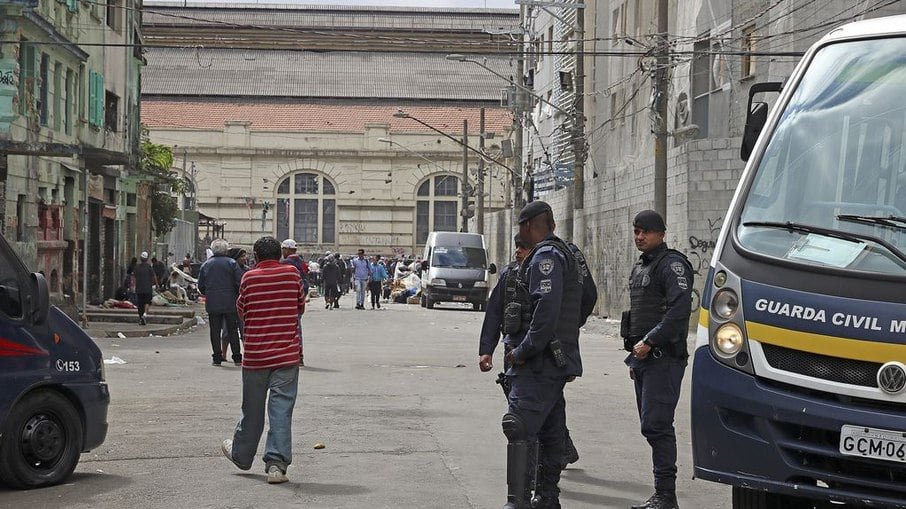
left=623, top=210, right=693, bottom=509
left=480, top=234, right=582, bottom=471
left=495, top=201, right=596, bottom=509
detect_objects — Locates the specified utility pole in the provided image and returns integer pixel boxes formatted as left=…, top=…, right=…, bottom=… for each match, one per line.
left=477, top=108, right=485, bottom=235
left=573, top=2, right=585, bottom=211
left=461, top=119, right=469, bottom=233
left=181, top=148, right=187, bottom=222
left=514, top=5, right=526, bottom=211
left=653, top=0, right=669, bottom=218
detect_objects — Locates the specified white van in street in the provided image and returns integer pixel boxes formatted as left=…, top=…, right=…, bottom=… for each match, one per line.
left=420, top=232, right=496, bottom=311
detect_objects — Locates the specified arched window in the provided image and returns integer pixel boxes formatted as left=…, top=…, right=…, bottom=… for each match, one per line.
left=275, top=173, right=337, bottom=245
left=415, top=174, right=460, bottom=244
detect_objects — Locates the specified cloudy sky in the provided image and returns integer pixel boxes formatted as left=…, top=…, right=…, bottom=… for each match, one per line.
left=152, top=0, right=517, bottom=7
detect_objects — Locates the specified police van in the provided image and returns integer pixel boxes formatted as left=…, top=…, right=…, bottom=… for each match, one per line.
left=0, top=232, right=109, bottom=489
left=692, top=15, right=906, bottom=508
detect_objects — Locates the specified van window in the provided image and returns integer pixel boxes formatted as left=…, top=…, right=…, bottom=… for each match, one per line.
left=431, top=246, right=487, bottom=269
left=0, top=245, right=25, bottom=319
left=738, top=37, right=906, bottom=276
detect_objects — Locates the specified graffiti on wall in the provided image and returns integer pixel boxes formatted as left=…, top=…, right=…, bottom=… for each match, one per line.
left=683, top=216, right=723, bottom=313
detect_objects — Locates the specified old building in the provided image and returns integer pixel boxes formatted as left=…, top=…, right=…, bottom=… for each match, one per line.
left=141, top=2, right=519, bottom=256
left=0, top=0, right=146, bottom=307
left=504, top=0, right=906, bottom=318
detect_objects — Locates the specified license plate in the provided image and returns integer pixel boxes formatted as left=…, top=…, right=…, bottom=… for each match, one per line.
left=453, top=296, right=467, bottom=302
left=840, top=425, right=906, bottom=463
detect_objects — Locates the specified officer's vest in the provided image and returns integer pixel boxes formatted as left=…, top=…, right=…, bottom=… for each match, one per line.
left=628, top=247, right=687, bottom=338
left=521, top=236, right=586, bottom=346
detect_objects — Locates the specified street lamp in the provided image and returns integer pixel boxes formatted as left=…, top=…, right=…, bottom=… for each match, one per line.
left=445, top=53, right=575, bottom=121
left=391, top=109, right=516, bottom=176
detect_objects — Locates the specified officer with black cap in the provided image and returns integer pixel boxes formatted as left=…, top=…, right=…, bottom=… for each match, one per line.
left=496, top=201, right=597, bottom=509
left=623, top=210, right=693, bottom=509
left=479, top=234, right=582, bottom=471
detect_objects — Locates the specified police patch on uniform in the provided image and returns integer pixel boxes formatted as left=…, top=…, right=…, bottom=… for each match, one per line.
left=540, top=279, right=552, bottom=293
left=671, top=262, right=686, bottom=276
left=538, top=258, right=554, bottom=275
left=677, top=276, right=688, bottom=290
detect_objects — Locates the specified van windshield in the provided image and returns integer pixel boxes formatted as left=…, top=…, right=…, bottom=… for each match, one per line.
left=737, top=37, right=906, bottom=276
left=431, top=246, right=487, bottom=269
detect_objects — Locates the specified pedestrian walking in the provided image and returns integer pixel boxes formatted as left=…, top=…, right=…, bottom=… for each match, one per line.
left=198, top=239, right=243, bottom=366
left=496, top=201, right=596, bottom=509
left=367, top=255, right=388, bottom=309
left=622, top=210, right=693, bottom=509
left=351, top=249, right=371, bottom=310
left=221, top=235, right=305, bottom=485
left=280, top=239, right=307, bottom=365
left=321, top=255, right=340, bottom=309
left=133, top=252, right=158, bottom=326
left=337, top=254, right=349, bottom=299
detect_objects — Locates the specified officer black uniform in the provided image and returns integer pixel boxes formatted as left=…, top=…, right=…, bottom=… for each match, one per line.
left=623, top=210, right=693, bottom=509
left=499, top=201, right=597, bottom=509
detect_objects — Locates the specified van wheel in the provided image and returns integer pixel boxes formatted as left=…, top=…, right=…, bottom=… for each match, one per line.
left=732, top=486, right=823, bottom=509
left=0, top=390, right=83, bottom=490
left=420, top=294, right=426, bottom=308
left=426, top=298, right=435, bottom=309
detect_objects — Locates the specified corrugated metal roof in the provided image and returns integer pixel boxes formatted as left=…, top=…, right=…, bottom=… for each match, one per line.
left=142, top=48, right=517, bottom=101
left=143, top=3, right=518, bottom=32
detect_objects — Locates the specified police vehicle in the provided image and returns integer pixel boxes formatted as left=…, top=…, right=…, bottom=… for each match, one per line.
left=692, top=14, right=906, bottom=508
left=0, top=233, right=109, bottom=489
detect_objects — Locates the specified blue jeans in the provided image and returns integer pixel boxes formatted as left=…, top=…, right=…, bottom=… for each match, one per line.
left=354, top=278, right=367, bottom=307
left=231, top=366, right=299, bottom=472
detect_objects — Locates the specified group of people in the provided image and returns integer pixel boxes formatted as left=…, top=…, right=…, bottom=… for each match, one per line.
left=479, top=202, right=693, bottom=509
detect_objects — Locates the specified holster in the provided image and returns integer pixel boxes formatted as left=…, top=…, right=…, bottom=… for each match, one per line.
left=621, top=310, right=635, bottom=352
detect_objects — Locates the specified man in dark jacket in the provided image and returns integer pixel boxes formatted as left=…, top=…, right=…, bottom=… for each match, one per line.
left=133, top=251, right=157, bottom=326
left=321, top=255, right=340, bottom=309
left=151, top=256, right=167, bottom=291
left=198, top=239, right=244, bottom=366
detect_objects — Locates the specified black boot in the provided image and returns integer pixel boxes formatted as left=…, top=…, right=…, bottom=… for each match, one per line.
left=561, top=434, right=579, bottom=468
left=631, top=491, right=678, bottom=509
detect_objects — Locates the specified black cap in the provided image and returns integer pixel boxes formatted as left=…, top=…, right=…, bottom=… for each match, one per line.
left=517, top=201, right=552, bottom=224
left=513, top=234, right=526, bottom=249
left=633, top=210, right=666, bottom=232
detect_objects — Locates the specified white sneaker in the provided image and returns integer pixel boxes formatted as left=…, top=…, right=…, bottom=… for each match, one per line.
left=267, top=465, right=288, bottom=484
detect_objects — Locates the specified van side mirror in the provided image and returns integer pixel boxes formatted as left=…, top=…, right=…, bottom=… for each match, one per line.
left=30, top=272, right=49, bottom=325
left=488, top=263, right=497, bottom=275
left=421, top=260, right=429, bottom=271
left=741, top=82, right=782, bottom=162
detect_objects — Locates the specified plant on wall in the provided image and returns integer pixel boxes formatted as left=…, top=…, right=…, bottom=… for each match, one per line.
left=138, top=126, right=185, bottom=235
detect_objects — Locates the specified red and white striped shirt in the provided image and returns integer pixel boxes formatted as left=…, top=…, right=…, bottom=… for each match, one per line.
left=236, top=260, right=305, bottom=370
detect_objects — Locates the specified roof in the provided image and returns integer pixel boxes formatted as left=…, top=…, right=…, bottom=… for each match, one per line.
left=143, top=2, right=518, bottom=31
left=820, top=14, right=906, bottom=42
left=142, top=49, right=517, bottom=101
left=141, top=99, right=513, bottom=134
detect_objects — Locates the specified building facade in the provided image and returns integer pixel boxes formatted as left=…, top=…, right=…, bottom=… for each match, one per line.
left=141, top=3, right=519, bottom=256
left=506, top=0, right=906, bottom=318
left=0, top=0, right=147, bottom=308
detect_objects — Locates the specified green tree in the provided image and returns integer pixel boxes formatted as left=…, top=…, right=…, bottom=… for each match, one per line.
left=138, top=127, right=185, bottom=235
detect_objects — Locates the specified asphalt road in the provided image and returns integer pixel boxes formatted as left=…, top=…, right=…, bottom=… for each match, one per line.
left=0, top=298, right=729, bottom=509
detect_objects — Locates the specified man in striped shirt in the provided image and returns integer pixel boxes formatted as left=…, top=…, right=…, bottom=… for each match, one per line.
left=221, top=236, right=305, bottom=484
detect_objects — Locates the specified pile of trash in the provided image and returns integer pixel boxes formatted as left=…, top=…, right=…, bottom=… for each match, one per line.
left=390, top=274, right=422, bottom=304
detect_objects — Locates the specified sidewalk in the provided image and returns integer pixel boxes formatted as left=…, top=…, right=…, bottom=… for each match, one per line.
left=80, top=302, right=204, bottom=340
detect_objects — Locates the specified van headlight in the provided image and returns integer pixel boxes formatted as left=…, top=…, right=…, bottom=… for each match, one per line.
left=474, top=281, right=488, bottom=288
left=711, top=289, right=739, bottom=320
left=430, top=278, right=447, bottom=287
left=714, top=323, right=745, bottom=357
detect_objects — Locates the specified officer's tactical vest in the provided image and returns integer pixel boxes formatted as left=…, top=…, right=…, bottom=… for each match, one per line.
left=628, top=247, right=687, bottom=338
left=521, top=236, right=586, bottom=346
